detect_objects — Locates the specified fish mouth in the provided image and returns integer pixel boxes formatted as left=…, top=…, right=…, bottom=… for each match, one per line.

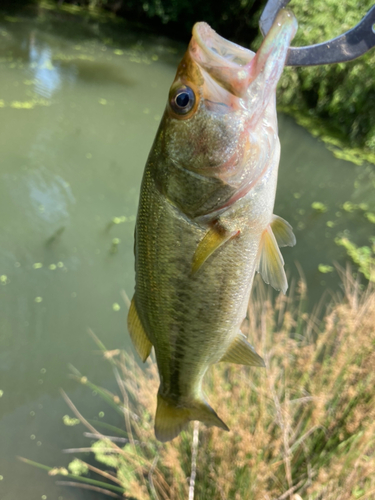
left=189, top=23, right=255, bottom=97
left=192, top=23, right=254, bottom=68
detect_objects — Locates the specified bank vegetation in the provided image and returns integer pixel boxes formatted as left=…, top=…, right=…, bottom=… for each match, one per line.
left=23, top=270, right=375, bottom=499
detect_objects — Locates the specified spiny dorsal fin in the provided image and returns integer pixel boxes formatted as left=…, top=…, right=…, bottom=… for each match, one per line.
left=192, top=225, right=239, bottom=274
left=127, top=297, right=152, bottom=362
left=257, top=225, right=288, bottom=294
left=219, top=333, right=265, bottom=367
left=155, top=394, right=229, bottom=442
left=271, top=215, right=296, bottom=247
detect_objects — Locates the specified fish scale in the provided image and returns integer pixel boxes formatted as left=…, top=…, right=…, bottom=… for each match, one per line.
left=128, top=9, right=297, bottom=442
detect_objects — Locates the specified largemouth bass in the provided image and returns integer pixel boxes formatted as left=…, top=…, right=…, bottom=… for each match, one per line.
left=128, top=9, right=297, bottom=442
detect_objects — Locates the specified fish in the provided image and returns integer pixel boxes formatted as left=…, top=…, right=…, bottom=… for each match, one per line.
left=127, top=9, right=297, bottom=442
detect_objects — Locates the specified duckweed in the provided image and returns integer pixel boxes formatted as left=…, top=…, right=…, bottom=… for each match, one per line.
left=335, top=237, right=375, bottom=282
left=110, top=238, right=121, bottom=254
left=11, top=101, right=34, bottom=109
left=311, top=202, right=328, bottom=213
left=365, top=212, right=375, bottom=223
left=318, top=264, right=334, bottom=274
left=62, top=415, right=80, bottom=426
left=48, top=467, right=68, bottom=476
left=359, top=203, right=369, bottom=211
left=343, top=201, right=357, bottom=212
left=0, top=275, right=9, bottom=285
left=1, top=98, right=52, bottom=110
left=68, top=459, right=88, bottom=476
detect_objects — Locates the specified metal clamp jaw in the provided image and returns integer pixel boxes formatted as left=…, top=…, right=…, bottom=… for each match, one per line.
left=260, top=0, right=375, bottom=66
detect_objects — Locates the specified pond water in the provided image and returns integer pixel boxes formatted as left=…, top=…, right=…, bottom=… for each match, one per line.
left=0, top=6, right=374, bottom=500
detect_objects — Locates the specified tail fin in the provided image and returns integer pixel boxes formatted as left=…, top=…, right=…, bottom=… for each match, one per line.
left=155, top=394, right=229, bottom=442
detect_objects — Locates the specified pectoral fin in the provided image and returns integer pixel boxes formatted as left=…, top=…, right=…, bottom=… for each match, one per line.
left=271, top=215, right=296, bottom=247
left=257, top=225, right=288, bottom=294
left=127, top=297, right=152, bottom=362
left=219, top=333, right=265, bottom=367
left=192, top=225, right=239, bottom=274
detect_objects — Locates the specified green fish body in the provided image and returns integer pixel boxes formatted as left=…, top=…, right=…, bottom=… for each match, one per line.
left=128, top=10, right=297, bottom=442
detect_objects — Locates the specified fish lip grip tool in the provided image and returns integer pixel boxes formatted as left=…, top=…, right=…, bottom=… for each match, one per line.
left=260, top=0, right=375, bottom=66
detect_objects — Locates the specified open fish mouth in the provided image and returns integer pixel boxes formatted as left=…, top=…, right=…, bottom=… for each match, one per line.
left=189, top=12, right=297, bottom=99
left=189, top=23, right=255, bottom=98
left=191, top=23, right=254, bottom=68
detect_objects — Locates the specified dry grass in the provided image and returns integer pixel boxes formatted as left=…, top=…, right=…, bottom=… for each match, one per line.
left=45, top=270, right=375, bottom=499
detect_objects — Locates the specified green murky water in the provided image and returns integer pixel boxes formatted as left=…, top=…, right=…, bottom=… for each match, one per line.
left=0, top=7, right=374, bottom=499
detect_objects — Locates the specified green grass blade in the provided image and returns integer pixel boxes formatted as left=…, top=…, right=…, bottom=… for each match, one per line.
left=18, top=457, right=125, bottom=495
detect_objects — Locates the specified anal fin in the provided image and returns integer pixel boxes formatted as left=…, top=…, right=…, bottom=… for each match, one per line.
left=257, top=225, right=288, bottom=294
left=192, top=224, right=239, bottom=274
left=127, top=297, right=152, bottom=362
left=219, top=333, right=265, bottom=367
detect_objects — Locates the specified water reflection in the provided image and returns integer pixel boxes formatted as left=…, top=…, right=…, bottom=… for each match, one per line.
left=29, top=33, right=61, bottom=98
left=25, top=167, right=74, bottom=222
left=0, top=2, right=173, bottom=432
left=54, top=56, right=134, bottom=86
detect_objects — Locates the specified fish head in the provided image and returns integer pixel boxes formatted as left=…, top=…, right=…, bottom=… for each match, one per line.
left=155, top=10, right=297, bottom=217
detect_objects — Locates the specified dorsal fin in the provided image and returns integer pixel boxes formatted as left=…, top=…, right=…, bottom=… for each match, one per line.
left=127, top=297, right=153, bottom=362
left=271, top=215, right=296, bottom=247
left=219, top=333, right=265, bottom=367
left=257, top=225, right=288, bottom=294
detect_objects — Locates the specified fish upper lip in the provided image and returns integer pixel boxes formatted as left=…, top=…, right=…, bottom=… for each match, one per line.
left=189, top=23, right=256, bottom=98
left=191, top=22, right=254, bottom=70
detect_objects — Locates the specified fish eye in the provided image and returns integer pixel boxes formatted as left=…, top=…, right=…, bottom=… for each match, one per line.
left=170, top=85, right=196, bottom=115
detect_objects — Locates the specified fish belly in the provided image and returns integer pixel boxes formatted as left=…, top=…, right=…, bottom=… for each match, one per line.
left=134, top=165, right=265, bottom=402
